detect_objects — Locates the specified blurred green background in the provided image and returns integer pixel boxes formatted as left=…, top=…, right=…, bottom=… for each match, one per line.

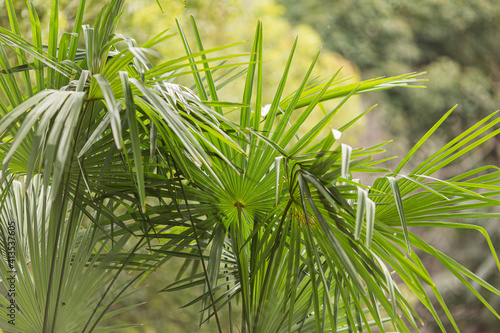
left=0, top=0, right=499, bottom=331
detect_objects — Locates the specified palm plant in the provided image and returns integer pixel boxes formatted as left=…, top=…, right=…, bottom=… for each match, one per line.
left=0, top=0, right=499, bottom=332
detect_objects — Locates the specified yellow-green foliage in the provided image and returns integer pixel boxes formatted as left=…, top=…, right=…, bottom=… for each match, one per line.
left=120, top=0, right=365, bottom=147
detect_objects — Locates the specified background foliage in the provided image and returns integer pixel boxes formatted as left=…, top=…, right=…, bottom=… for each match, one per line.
left=280, top=0, right=500, bottom=147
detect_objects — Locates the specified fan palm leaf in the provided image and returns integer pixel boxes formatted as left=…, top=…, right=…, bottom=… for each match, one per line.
left=0, top=0, right=498, bottom=332
left=158, top=18, right=500, bottom=333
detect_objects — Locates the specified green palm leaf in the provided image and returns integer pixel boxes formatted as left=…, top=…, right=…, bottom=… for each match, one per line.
left=0, top=0, right=499, bottom=332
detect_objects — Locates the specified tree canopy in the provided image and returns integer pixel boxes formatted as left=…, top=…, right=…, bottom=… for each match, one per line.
left=281, top=0, right=500, bottom=143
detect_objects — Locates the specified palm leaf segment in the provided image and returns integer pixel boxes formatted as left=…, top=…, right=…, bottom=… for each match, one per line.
left=0, top=175, right=145, bottom=332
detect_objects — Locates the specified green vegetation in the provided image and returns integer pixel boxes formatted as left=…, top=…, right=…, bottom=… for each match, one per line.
left=0, top=0, right=498, bottom=332
left=281, top=0, right=500, bottom=144
left=281, top=2, right=500, bottom=331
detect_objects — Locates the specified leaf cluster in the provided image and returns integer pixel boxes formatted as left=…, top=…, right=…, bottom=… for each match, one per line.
left=0, top=1, right=498, bottom=332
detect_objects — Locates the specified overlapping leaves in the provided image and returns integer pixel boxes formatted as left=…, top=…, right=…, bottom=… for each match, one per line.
left=0, top=0, right=498, bottom=332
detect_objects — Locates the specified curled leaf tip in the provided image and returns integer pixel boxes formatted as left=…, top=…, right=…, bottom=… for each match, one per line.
left=155, top=0, right=164, bottom=12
